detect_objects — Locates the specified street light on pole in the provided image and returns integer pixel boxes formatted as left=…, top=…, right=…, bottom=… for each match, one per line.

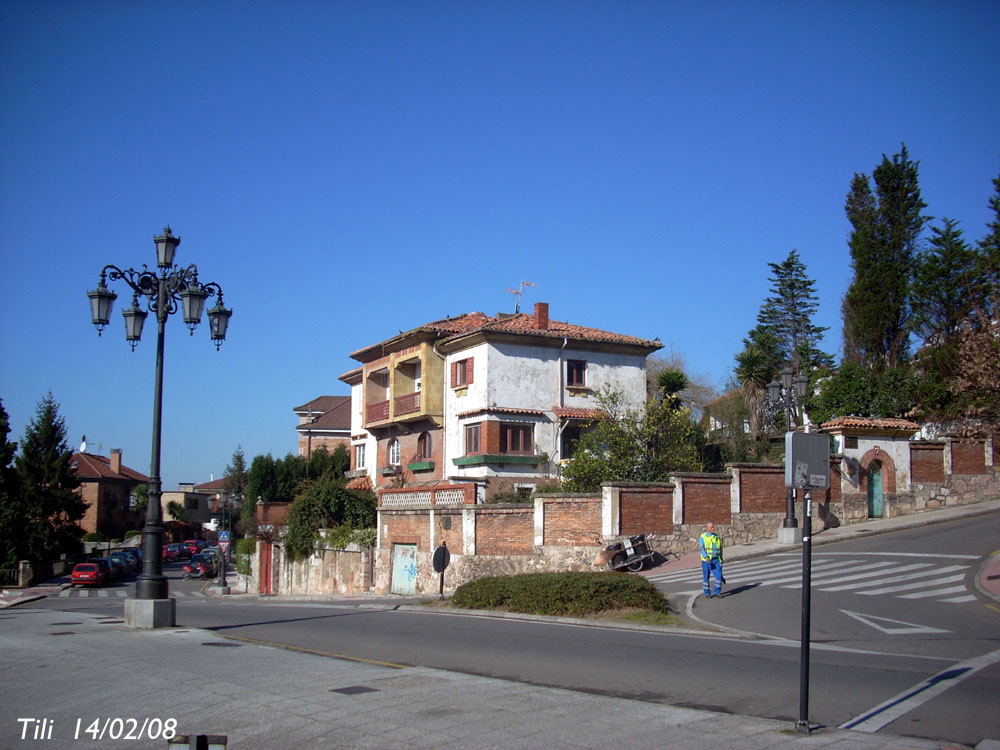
left=88, top=227, right=232, bottom=627
left=766, top=367, right=809, bottom=544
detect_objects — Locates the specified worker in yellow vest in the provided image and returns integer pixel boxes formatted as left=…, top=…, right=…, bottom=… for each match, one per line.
left=699, top=522, right=724, bottom=598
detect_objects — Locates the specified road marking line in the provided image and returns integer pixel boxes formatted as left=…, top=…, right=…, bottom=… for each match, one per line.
left=79, top=590, right=89, bottom=598
left=855, top=573, right=966, bottom=596
left=839, top=647, right=1000, bottom=732
left=811, top=564, right=948, bottom=591
left=822, top=552, right=980, bottom=559
left=116, top=591, right=127, bottom=597
left=897, top=585, right=968, bottom=599
left=219, top=633, right=411, bottom=669
left=840, top=609, right=949, bottom=635
left=940, top=595, right=976, bottom=603
left=59, top=589, right=71, bottom=597
left=783, top=562, right=925, bottom=590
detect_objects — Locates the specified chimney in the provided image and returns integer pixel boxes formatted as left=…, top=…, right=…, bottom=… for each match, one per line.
left=110, top=448, right=122, bottom=475
left=534, top=302, right=549, bottom=331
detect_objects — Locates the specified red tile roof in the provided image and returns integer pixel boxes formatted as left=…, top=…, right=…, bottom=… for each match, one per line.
left=456, top=406, right=547, bottom=419
left=350, top=305, right=661, bottom=360
left=297, top=396, right=351, bottom=433
left=552, top=407, right=602, bottom=420
left=294, top=395, right=350, bottom=414
left=71, top=453, right=149, bottom=482
left=820, top=417, right=920, bottom=433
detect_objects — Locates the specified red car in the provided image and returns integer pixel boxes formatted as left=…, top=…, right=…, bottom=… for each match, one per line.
left=70, top=562, right=106, bottom=587
left=182, top=540, right=205, bottom=556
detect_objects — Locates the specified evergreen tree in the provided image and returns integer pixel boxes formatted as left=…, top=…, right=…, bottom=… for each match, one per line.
left=756, top=249, right=832, bottom=371
left=243, top=454, right=278, bottom=522
left=13, top=393, right=86, bottom=561
left=0, top=398, right=24, bottom=565
left=910, top=218, right=980, bottom=344
left=842, top=145, right=928, bottom=369
left=224, top=445, right=248, bottom=499
left=976, top=171, right=1000, bottom=318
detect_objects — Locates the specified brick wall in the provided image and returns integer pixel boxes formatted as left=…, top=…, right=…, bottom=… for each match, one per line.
left=619, top=486, right=673, bottom=535
left=737, top=465, right=785, bottom=513
left=911, top=443, right=946, bottom=482
left=433, top=510, right=464, bottom=550
left=543, top=498, right=601, bottom=545
left=476, top=508, right=534, bottom=554
left=952, top=441, right=986, bottom=475
left=382, top=512, right=427, bottom=548
left=679, top=475, right=731, bottom=524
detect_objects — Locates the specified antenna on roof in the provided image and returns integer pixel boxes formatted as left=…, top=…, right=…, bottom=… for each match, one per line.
left=79, top=435, right=87, bottom=453
left=506, top=280, right=536, bottom=313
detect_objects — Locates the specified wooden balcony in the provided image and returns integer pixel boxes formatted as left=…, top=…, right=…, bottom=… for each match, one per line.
left=366, top=400, right=389, bottom=423
left=394, top=391, right=421, bottom=416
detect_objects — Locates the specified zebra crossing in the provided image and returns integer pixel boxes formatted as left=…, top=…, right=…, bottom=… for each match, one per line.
left=60, top=588, right=209, bottom=599
left=647, top=553, right=979, bottom=604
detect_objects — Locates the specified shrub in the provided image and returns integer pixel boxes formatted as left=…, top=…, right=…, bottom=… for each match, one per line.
left=235, top=537, right=255, bottom=575
left=124, top=530, right=141, bottom=540
left=82, top=532, right=105, bottom=543
left=452, top=572, right=669, bottom=617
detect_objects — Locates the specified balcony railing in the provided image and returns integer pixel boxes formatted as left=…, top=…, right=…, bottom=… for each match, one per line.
left=366, top=400, right=389, bottom=423
left=394, top=391, right=421, bottom=416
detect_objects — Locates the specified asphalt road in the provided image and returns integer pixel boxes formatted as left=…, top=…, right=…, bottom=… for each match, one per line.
left=34, top=514, right=1000, bottom=746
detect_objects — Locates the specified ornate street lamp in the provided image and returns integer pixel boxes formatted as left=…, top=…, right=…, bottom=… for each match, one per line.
left=88, top=227, right=232, bottom=626
left=767, top=367, right=809, bottom=543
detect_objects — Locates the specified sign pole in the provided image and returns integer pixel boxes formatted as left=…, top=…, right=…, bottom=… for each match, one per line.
left=797, top=489, right=812, bottom=732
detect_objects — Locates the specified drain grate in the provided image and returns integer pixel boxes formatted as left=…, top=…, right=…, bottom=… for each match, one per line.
left=50, top=631, right=76, bottom=636
left=51, top=622, right=82, bottom=626
left=98, top=620, right=124, bottom=625
left=330, top=686, right=379, bottom=696
left=201, top=642, right=242, bottom=647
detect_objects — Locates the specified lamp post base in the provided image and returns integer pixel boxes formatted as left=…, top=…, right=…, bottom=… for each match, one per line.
left=124, top=598, right=175, bottom=629
left=779, top=526, right=804, bottom=545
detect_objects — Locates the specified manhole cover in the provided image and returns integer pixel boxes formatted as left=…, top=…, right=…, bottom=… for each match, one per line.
left=330, top=686, right=379, bottom=695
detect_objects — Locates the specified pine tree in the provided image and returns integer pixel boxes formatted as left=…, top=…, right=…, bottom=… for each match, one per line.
left=842, top=145, right=928, bottom=369
left=910, top=218, right=980, bottom=344
left=0, top=398, right=24, bottom=565
left=14, top=392, right=86, bottom=561
left=224, top=445, right=248, bottom=498
left=756, top=249, right=833, bottom=371
left=976, top=171, right=1000, bottom=318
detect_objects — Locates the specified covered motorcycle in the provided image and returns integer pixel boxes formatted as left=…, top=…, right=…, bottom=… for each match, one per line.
left=594, top=534, right=656, bottom=572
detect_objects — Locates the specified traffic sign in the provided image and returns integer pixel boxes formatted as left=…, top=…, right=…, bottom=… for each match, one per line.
left=218, top=530, right=230, bottom=542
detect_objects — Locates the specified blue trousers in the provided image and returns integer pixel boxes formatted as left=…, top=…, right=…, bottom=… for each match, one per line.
left=702, top=559, right=723, bottom=595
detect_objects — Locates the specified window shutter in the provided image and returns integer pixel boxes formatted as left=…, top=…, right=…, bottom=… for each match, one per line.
left=466, top=357, right=474, bottom=385
left=451, top=361, right=458, bottom=387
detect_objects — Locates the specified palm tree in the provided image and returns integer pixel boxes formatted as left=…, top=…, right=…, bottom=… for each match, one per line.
left=734, top=345, right=772, bottom=440
left=656, top=368, right=689, bottom=409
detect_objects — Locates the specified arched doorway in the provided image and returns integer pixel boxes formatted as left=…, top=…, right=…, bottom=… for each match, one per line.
left=867, top=461, right=884, bottom=518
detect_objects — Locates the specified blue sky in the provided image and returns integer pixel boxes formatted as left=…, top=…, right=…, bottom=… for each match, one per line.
left=1, top=1, right=998, bottom=490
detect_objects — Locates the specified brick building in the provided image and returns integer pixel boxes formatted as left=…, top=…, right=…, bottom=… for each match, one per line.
left=71, top=450, right=148, bottom=539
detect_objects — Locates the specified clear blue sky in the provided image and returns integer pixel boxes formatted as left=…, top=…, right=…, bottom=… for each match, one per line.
left=1, top=1, right=998, bottom=490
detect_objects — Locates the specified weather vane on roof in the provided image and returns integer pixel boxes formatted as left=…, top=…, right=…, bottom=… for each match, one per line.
left=506, top=280, right=536, bottom=313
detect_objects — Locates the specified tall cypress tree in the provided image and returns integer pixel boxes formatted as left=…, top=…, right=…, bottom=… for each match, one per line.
left=842, top=145, right=928, bottom=369
left=977, top=171, right=1000, bottom=319
left=14, top=392, right=86, bottom=561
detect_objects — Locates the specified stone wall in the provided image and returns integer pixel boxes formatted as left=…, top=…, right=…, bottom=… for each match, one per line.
left=270, top=541, right=372, bottom=597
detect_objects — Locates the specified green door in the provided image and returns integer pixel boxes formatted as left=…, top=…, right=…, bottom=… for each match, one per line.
left=867, top=461, right=883, bottom=518
left=390, top=543, right=418, bottom=596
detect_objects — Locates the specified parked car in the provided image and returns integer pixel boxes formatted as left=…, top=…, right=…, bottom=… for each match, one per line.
left=109, top=551, right=137, bottom=575
left=171, top=543, right=191, bottom=560
left=70, top=562, right=106, bottom=587
left=162, top=544, right=180, bottom=562
left=90, top=558, right=117, bottom=581
left=182, top=540, right=205, bottom=556
left=120, top=548, right=142, bottom=568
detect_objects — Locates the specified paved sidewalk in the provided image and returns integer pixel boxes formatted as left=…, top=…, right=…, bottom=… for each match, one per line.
left=0, top=606, right=984, bottom=750
left=1, top=499, right=997, bottom=749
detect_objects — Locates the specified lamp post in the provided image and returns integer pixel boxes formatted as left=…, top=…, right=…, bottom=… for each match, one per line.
left=767, top=367, right=809, bottom=544
left=88, top=227, right=231, bottom=625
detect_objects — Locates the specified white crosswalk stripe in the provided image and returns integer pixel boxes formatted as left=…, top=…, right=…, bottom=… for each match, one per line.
left=648, top=555, right=976, bottom=603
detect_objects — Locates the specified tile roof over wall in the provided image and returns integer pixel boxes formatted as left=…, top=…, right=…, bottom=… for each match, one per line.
left=297, top=396, right=351, bottom=432
left=820, top=416, right=921, bottom=432
left=294, top=395, right=350, bottom=415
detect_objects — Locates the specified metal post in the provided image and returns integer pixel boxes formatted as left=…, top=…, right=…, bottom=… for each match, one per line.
left=136, top=313, right=169, bottom=600
left=797, top=488, right=813, bottom=731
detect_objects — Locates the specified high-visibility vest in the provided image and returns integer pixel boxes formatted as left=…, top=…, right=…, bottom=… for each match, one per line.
left=700, top=532, right=722, bottom=562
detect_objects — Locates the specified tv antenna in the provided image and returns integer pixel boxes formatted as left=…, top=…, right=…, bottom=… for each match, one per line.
left=506, top=280, right=536, bottom=313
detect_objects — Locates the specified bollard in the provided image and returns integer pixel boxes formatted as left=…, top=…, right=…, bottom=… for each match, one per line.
left=167, top=735, right=227, bottom=750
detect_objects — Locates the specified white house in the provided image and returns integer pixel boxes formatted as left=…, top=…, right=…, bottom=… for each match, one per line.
left=339, top=302, right=662, bottom=500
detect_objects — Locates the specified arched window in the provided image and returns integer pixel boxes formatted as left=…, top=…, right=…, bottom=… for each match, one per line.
left=417, top=432, right=431, bottom=460
left=388, top=438, right=400, bottom=466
